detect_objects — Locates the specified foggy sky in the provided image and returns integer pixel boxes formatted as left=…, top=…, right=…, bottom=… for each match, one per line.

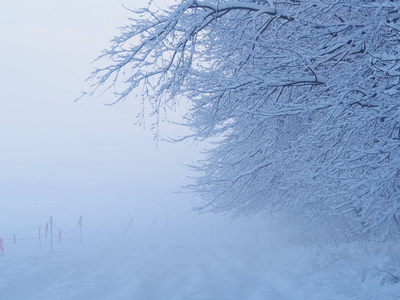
left=0, top=0, right=201, bottom=232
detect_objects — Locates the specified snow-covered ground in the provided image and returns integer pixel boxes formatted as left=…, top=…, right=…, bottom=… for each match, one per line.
left=0, top=215, right=399, bottom=300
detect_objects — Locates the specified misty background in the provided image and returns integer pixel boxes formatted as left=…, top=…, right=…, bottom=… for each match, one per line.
left=0, top=0, right=204, bottom=233
left=1, top=2, right=400, bottom=299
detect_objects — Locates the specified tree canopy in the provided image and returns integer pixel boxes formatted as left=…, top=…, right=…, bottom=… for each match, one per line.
left=86, top=0, right=400, bottom=239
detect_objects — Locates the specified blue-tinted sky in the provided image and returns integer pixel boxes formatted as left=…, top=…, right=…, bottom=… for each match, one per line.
left=0, top=0, right=202, bottom=232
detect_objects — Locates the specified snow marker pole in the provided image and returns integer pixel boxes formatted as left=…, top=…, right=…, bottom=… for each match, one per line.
left=50, top=216, right=53, bottom=253
left=151, top=214, right=158, bottom=230
left=79, top=216, right=82, bottom=243
left=123, top=217, right=133, bottom=237
left=39, top=226, right=41, bottom=250
left=0, top=238, right=4, bottom=257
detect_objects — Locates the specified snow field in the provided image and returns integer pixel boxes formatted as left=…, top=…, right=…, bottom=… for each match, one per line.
left=0, top=215, right=399, bottom=299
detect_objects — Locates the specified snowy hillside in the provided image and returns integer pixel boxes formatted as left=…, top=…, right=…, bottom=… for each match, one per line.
left=0, top=215, right=399, bottom=300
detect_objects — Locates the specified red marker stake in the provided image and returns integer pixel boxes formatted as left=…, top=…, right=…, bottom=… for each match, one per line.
left=0, top=238, right=4, bottom=257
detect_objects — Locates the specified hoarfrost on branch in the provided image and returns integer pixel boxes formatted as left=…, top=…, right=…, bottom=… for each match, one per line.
left=86, top=0, right=400, bottom=239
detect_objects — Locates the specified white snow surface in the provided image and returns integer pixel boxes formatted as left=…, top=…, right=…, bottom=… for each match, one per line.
left=0, top=216, right=399, bottom=300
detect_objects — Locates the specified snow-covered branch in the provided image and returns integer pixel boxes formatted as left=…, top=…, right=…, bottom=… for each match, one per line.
left=85, top=0, right=400, bottom=240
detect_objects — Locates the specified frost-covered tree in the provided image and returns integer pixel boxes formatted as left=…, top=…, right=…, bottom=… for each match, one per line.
left=86, top=0, right=400, bottom=238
